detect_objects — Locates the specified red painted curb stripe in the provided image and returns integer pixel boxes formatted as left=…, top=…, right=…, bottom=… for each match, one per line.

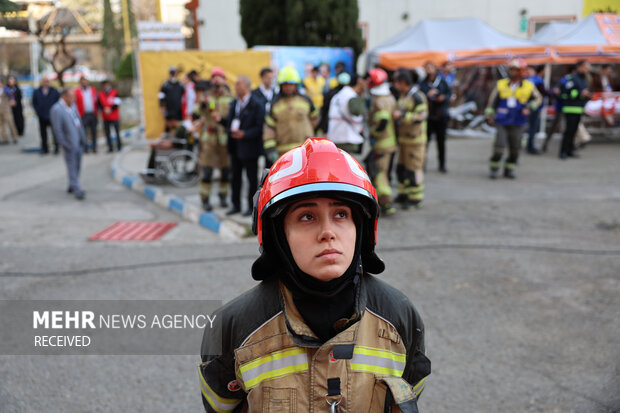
left=89, top=222, right=177, bottom=241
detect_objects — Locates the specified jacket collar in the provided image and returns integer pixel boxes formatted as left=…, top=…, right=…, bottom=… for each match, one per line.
left=278, top=277, right=367, bottom=347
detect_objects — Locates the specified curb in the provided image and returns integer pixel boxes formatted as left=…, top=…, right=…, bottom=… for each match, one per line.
left=109, top=128, right=246, bottom=240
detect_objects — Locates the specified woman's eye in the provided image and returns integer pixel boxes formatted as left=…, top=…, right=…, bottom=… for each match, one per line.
left=335, top=210, right=349, bottom=219
left=299, top=213, right=314, bottom=221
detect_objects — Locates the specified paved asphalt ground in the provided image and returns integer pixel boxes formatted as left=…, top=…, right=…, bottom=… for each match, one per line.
left=0, top=116, right=619, bottom=412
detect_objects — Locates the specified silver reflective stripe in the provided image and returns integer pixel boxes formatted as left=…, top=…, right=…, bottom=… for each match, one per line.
left=240, top=349, right=308, bottom=389
left=351, top=353, right=406, bottom=372
left=350, top=345, right=407, bottom=376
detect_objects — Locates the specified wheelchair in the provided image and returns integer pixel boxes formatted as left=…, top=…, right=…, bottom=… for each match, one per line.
left=140, top=127, right=199, bottom=188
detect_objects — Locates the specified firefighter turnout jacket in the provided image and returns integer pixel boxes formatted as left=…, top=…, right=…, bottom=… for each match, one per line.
left=369, top=95, right=397, bottom=153
left=200, top=275, right=430, bottom=412
left=396, top=87, right=428, bottom=145
left=263, top=93, right=319, bottom=155
left=199, top=90, right=233, bottom=166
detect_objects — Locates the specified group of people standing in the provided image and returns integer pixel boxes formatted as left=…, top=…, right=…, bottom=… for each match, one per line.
left=157, top=61, right=456, bottom=218
left=485, top=59, right=613, bottom=180
left=30, top=75, right=122, bottom=200
left=157, top=59, right=614, bottom=218
left=32, top=76, right=122, bottom=156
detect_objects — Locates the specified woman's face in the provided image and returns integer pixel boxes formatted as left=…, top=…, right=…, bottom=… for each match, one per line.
left=284, top=197, right=357, bottom=282
left=8, top=76, right=15, bottom=86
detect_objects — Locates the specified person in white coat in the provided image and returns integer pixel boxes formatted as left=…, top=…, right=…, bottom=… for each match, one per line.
left=327, top=73, right=366, bottom=154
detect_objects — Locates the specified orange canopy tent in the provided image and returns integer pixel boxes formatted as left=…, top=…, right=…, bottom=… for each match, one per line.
left=367, top=14, right=620, bottom=70
left=542, top=13, right=620, bottom=64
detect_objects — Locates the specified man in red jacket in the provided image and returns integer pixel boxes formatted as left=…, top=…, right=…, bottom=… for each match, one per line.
left=74, top=76, right=98, bottom=153
left=98, top=79, right=122, bottom=152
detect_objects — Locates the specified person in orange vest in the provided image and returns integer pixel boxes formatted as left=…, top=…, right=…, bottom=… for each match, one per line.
left=74, top=76, right=99, bottom=153
left=97, top=79, right=122, bottom=153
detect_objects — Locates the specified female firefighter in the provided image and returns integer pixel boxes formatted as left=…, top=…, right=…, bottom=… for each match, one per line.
left=200, top=138, right=430, bottom=412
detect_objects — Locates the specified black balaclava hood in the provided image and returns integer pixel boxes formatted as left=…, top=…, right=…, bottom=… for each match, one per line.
left=251, top=191, right=385, bottom=281
left=269, top=199, right=365, bottom=342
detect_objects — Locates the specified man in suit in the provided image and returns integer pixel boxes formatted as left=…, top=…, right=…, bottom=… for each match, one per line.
left=32, top=76, right=61, bottom=154
left=251, top=67, right=276, bottom=114
left=50, top=88, right=86, bottom=200
left=225, top=75, right=265, bottom=216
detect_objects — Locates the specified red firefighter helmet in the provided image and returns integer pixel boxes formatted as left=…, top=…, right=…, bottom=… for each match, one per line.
left=210, top=67, right=226, bottom=79
left=367, top=68, right=388, bottom=89
left=251, top=138, right=384, bottom=279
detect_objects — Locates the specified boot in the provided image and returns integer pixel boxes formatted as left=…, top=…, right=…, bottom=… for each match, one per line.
left=504, top=168, right=516, bottom=179
left=395, top=193, right=408, bottom=205
left=219, top=193, right=228, bottom=208
left=489, top=169, right=499, bottom=179
left=380, top=203, right=396, bottom=217
left=202, top=199, right=212, bottom=212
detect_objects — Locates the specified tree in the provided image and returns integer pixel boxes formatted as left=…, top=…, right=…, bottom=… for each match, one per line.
left=101, top=0, right=122, bottom=73
left=240, top=0, right=363, bottom=59
left=0, top=0, right=19, bottom=13
left=37, top=7, right=91, bottom=86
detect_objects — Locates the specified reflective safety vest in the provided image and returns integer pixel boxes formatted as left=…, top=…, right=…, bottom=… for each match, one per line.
left=200, top=275, right=430, bottom=412
left=494, top=78, right=535, bottom=126
left=560, top=73, right=589, bottom=115
left=369, top=95, right=397, bottom=152
left=397, top=88, right=428, bottom=145
left=263, top=93, right=319, bottom=155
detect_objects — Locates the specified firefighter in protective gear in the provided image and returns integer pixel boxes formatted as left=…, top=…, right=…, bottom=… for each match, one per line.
left=263, top=66, right=319, bottom=167
left=485, top=59, right=542, bottom=179
left=366, top=68, right=398, bottom=216
left=197, top=67, right=233, bottom=211
left=200, top=138, right=430, bottom=412
left=393, top=69, right=428, bottom=209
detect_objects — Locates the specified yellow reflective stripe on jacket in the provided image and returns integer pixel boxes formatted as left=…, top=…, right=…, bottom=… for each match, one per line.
left=562, top=105, right=585, bottom=114
left=350, top=345, right=406, bottom=376
left=403, top=108, right=427, bottom=123
left=374, top=137, right=397, bottom=150
left=412, top=377, right=426, bottom=397
left=239, top=347, right=308, bottom=390
left=265, top=115, right=276, bottom=128
left=271, top=101, right=286, bottom=117
left=199, top=366, right=242, bottom=413
left=373, top=109, right=390, bottom=122
left=263, top=139, right=277, bottom=149
left=291, top=98, right=311, bottom=112
left=309, top=106, right=319, bottom=119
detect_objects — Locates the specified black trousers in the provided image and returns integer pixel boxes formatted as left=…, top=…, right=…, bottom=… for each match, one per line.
left=427, top=118, right=448, bottom=169
left=230, top=156, right=258, bottom=211
left=561, top=113, right=580, bottom=156
left=82, top=113, right=98, bottom=152
left=104, top=120, right=122, bottom=151
left=12, top=106, right=24, bottom=136
left=39, top=117, right=58, bottom=153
